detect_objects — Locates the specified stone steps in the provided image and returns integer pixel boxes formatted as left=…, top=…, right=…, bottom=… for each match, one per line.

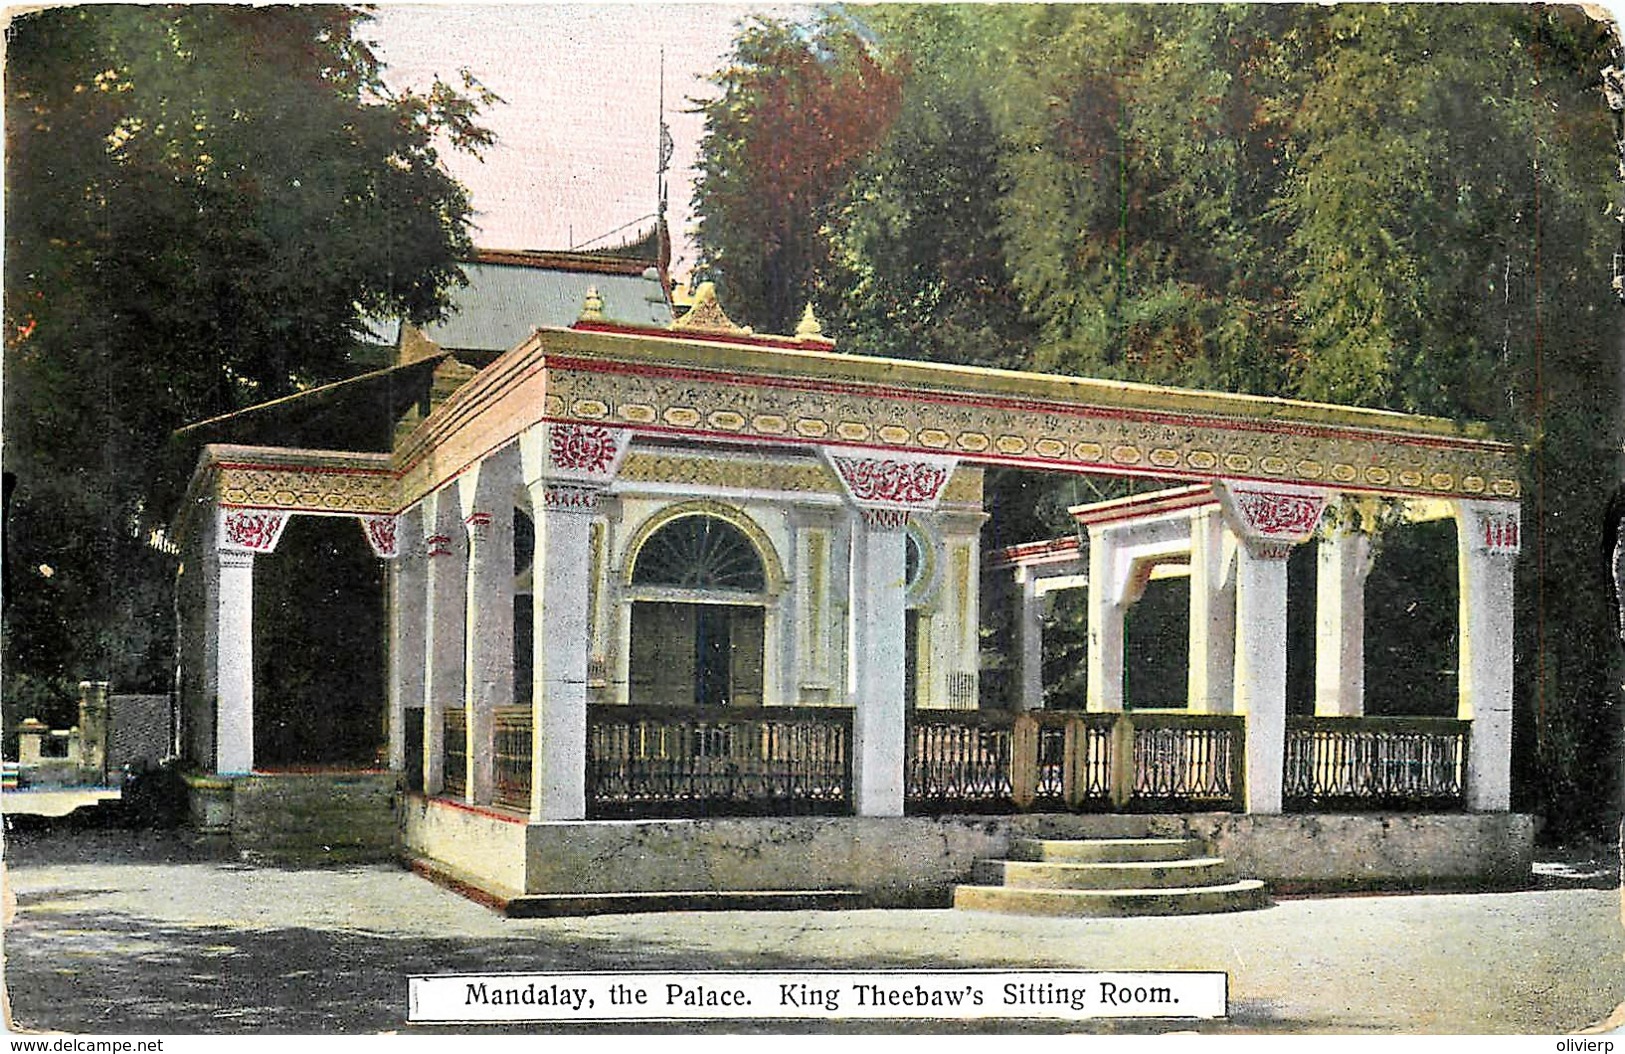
left=971, top=856, right=1235, bottom=890
left=955, top=836, right=1268, bottom=917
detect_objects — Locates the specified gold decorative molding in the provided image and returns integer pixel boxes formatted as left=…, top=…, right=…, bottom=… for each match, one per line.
left=617, top=452, right=842, bottom=496
left=537, top=332, right=1519, bottom=501
left=214, top=464, right=397, bottom=514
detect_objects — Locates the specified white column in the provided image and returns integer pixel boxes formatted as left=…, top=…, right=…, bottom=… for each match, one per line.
left=1214, top=481, right=1330, bottom=814
left=849, top=510, right=909, bottom=816
left=529, top=482, right=597, bottom=821
left=1015, top=567, right=1044, bottom=712
left=422, top=492, right=466, bottom=795
left=1315, top=520, right=1373, bottom=717
left=1233, top=542, right=1291, bottom=814
left=387, top=512, right=425, bottom=772
left=1086, top=527, right=1125, bottom=712
left=1456, top=500, right=1520, bottom=811
left=214, top=550, right=256, bottom=774
left=462, top=501, right=514, bottom=804
left=1187, top=508, right=1236, bottom=713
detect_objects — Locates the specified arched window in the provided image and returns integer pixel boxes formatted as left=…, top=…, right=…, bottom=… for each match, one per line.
left=631, top=515, right=766, bottom=593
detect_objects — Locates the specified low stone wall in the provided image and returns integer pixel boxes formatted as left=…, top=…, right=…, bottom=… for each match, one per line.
left=402, top=795, right=529, bottom=895
left=515, top=812, right=1533, bottom=905
left=523, top=816, right=1008, bottom=904
left=183, top=772, right=398, bottom=864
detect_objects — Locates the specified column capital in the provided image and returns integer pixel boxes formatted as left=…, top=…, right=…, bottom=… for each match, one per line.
left=859, top=507, right=910, bottom=531
left=1214, top=481, right=1330, bottom=559
left=219, top=508, right=290, bottom=554
left=423, top=531, right=458, bottom=558
left=520, top=422, right=633, bottom=488
left=822, top=447, right=957, bottom=514
left=1454, top=499, right=1521, bottom=556
left=218, top=548, right=256, bottom=570
left=360, top=514, right=400, bottom=560
left=533, top=481, right=605, bottom=516
left=463, top=510, right=493, bottom=543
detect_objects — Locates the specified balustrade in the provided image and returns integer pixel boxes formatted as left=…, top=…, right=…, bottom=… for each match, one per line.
left=1284, top=716, right=1468, bottom=810
left=585, top=705, right=852, bottom=818
left=442, top=708, right=467, bottom=800
left=419, top=704, right=1465, bottom=817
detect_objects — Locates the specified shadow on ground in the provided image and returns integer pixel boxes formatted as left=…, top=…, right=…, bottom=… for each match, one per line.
left=4, top=902, right=1338, bottom=1034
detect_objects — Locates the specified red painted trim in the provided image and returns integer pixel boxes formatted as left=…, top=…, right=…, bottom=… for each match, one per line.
left=543, top=354, right=1510, bottom=455
left=989, top=537, right=1083, bottom=567
left=414, top=792, right=529, bottom=825
left=1071, top=491, right=1220, bottom=528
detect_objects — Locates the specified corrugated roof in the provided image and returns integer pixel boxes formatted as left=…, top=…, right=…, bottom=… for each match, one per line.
left=372, top=261, right=672, bottom=353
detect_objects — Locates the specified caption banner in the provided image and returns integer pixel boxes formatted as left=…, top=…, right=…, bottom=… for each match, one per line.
left=409, top=970, right=1227, bottom=1023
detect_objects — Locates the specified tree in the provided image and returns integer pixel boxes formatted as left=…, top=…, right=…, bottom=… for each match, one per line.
left=691, top=15, right=904, bottom=334
left=694, top=4, right=1623, bottom=836
left=3, top=5, right=496, bottom=704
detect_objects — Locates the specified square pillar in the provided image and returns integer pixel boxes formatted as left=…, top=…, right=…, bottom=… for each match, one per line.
left=422, top=492, right=466, bottom=796
left=1014, top=567, right=1045, bottom=712
left=386, top=512, right=425, bottom=772
left=527, top=482, right=598, bottom=821
left=214, top=550, right=256, bottom=775
left=1214, top=482, right=1330, bottom=815
left=1085, top=527, right=1125, bottom=713
left=461, top=455, right=517, bottom=806
left=1315, top=516, right=1373, bottom=718
left=1232, top=544, right=1291, bottom=813
left=1455, top=500, right=1520, bottom=811
left=1187, top=508, right=1236, bottom=714
left=849, top=510, right=909, bottom=816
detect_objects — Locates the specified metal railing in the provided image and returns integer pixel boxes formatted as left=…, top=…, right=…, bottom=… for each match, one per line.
left=906, top=710, right=1243, bottom=814
left=493, top=706, right=532, bottom=812
left=1284, top=715, right=1468, bottom=810
left=586, top=704, right=852, bottom=818
left=442, top=708, right=467, bottom=800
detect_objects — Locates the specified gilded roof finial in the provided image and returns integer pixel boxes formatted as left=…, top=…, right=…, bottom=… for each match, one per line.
left=795, top=303, right=834, bottom=346
left=671, top=281, right=750, bottom=335
left=579, top=286, right=605, bottom=322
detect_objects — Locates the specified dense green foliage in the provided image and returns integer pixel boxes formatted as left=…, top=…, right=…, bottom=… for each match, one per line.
left=692, top=4, right=1623, bottom=835
left=3, top=6, right=494, bottom=716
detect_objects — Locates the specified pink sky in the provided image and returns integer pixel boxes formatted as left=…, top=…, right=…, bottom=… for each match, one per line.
left=367, top=4, right=795, bottom=273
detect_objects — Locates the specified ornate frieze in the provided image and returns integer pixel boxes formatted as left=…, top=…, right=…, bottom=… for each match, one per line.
left=214, top=463, right=396, bottom=514
left=617, top=452, right=842, bottom=496
left=539, top=353, right=1520, bottom=501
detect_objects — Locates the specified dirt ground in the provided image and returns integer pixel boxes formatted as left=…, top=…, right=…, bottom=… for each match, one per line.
left=3, top=825, right=1622, bottom=1035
